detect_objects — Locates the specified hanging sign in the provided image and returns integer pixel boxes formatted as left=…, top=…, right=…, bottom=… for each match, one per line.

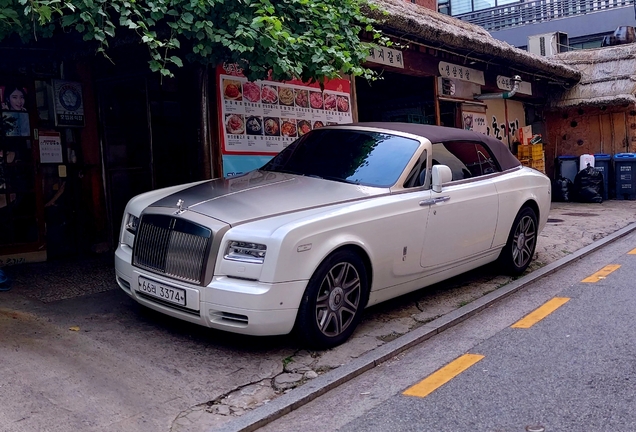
left=438, top=61, right=485, bottom=86
left=496, top=75, right=533, bottom=96
left=366, top=46, right=404, bottom=69
left=39, top=131, right=63, bottom=163
left=52, top=80, right=85, bottom=127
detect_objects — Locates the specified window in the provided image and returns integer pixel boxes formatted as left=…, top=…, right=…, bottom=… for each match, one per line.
left=432, top=141, right=500, bottom=181
left=449, top=0, right=521, bottom=15
left=262, top=129, right=421, bottom=188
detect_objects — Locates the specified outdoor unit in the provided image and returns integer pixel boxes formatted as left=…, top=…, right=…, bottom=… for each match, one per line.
left=528, top=32, right=569, bottom=56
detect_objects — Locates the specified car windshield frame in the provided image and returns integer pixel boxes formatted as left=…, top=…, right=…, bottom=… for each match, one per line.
left=261, top=128, right=422, bottom=188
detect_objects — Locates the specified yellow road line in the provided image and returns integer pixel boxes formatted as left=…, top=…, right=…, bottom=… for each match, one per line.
left=511, top=297, right=570, bottom=329
left=629, top=248, right=636, bottom=255
left=403, top=354, right=484, bottom=398
left=581, top=264, right=621, bottom=283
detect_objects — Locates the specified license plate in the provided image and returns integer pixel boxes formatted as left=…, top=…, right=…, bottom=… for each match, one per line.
left=137, top=277, right=186, bottom=306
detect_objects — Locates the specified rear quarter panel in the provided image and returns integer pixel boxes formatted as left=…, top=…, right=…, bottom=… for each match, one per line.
left=491, top=167, right=551, bottom=248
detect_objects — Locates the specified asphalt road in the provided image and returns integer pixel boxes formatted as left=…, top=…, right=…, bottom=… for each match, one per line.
left=258, top=229, right=636, bottom=432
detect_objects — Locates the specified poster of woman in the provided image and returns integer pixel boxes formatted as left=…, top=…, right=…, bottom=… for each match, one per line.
left=1, top=84, right=28, bottom=111
left=0, top=84, right=31, bottom=137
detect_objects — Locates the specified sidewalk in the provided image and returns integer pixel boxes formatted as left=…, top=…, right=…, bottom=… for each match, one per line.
left=2, top=200, right=636, bottom=432
left=1, top=252, right=114, bottom=303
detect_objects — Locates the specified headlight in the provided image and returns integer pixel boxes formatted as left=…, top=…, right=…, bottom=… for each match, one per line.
left=125, top=214, right=140, bottom=234
left=224, top=241, right=267, bottom=264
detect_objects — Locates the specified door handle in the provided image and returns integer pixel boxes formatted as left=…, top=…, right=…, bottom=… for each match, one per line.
left=419, top=196, right=451, bottom=206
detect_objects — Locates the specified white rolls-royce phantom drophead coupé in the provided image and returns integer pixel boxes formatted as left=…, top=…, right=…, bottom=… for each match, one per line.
left=115, top=123, right=550, bottom=348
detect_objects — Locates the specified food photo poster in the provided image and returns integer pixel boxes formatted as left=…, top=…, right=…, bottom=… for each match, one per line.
left=217, top=64, right=353, bottom=177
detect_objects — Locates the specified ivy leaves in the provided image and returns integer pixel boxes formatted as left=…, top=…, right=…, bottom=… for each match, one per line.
left=1, top=0, right=384, bottom=84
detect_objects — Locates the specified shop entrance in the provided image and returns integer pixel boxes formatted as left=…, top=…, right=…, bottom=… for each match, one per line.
left=97, top=71, right=202, bottom=246
left=0, top=81, right=45, bottom=262
left=98, top=77, right=153, bottom=245
left=355, top=72, right=436, bottom=125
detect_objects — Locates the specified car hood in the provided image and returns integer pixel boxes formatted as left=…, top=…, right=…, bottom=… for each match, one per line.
left=149, top=170, right=388, bottom=225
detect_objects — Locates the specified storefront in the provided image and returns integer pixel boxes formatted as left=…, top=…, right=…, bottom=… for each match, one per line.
left=354, top=40, right=547, bottom=158
left=0, top=44, right=102, bottom=265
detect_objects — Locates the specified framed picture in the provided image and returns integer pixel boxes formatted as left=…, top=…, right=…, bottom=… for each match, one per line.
left=52, top=80, right=85, bottom=127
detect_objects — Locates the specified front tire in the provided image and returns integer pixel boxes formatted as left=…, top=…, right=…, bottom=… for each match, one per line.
left=295, top=250, right=369, bottom=349
left=498, top=206, right=538, bottom=276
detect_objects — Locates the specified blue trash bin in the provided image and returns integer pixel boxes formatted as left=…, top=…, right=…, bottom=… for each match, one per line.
left=556, top=155, right=579, bottom=183
left=614, top=153, right=636, bottom=200
left=594, top=153, right=611, bottom=200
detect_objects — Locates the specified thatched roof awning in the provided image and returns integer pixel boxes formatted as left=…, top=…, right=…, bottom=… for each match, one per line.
left=548, top=44, right=636, bottom=108
left=366, top=0, right=580, bottom=83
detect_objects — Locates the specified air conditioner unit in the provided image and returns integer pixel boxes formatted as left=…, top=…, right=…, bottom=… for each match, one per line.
left=528, top=32, right=568, bottom=56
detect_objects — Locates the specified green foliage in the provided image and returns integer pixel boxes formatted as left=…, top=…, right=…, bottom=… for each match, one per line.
left=0, top=0, right=386, bottom=83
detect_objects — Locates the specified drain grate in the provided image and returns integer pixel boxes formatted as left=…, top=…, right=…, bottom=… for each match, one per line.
left=562, top=212, right=598, bottom=217
left=547, top=218, right=564, bottom=223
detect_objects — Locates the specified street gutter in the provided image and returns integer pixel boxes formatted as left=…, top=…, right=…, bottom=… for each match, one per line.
left=213, top=221, right=636, bottom=432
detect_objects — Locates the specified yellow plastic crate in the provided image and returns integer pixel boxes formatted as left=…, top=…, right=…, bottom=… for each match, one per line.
left=518, top=144, right=543, bottom=160
left=530, top=158, right=545, bottom=173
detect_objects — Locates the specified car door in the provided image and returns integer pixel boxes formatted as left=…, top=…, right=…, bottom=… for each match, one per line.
left=420, top=141, right=500, bottom=270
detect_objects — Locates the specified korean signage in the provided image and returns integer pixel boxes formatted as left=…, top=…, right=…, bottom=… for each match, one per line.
left=366, top=46, right=404, bottom=69
left=38, top=131, right=63, bottom=163
left=52, top=80, right=85, bottom=127
left=438, top=61, right=485, bottom=86
left=496, top=75, right=533, bottom=96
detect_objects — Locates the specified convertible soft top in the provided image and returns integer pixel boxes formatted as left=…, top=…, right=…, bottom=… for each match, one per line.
left=340, top=122, right=522, bottom=172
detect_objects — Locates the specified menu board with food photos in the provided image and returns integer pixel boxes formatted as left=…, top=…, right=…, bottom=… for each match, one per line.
left=217, top=64, right=353, bottom=156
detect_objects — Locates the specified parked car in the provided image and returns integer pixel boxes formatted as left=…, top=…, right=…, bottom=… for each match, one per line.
left=115, top=123, right=550, bottom=348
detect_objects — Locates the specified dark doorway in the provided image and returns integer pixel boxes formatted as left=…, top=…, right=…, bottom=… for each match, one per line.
left=355, top=72, right=436, bottom=125
left=97, top=70, right=202, bottom=246
left=98, top=77, right=153, bottom=245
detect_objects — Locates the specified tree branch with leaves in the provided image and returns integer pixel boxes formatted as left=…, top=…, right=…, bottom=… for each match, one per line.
left=1, top=0, right=387, bottom=83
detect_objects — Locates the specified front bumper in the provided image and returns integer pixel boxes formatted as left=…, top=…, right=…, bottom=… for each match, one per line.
left=115, top=244, right=306, bottom=336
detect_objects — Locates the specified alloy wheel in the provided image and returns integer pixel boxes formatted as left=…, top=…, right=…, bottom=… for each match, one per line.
left=314, top=262, right=361, bottom=337
left=512, top=215, right=536, bottom=268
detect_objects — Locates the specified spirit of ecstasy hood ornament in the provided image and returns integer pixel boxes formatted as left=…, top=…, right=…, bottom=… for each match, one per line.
left=175, top=199, right=186, bottom=215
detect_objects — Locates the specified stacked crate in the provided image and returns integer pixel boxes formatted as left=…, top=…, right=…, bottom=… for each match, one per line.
left=517, top=143, right=545, bottom=174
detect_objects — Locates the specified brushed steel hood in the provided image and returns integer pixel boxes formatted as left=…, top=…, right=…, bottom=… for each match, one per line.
left=149, top=170, right=387, bottom=225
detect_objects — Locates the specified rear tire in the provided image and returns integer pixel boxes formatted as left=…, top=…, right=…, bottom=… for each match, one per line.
left=295, top=250, right=368, bottom=349
left=498, top=206, right=538, bottom=276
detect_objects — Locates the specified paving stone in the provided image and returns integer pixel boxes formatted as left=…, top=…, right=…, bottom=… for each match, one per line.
left=361, top=317, right=415, bottom=338
left=304, top=370, right=318, bottom=380
left=273, top=373, right=303, bottom=391
left=314, top=336, right=385, bottom=371
left=224, top=381, right=277, bottom=410
left=284, top=350, right=315, bottom=373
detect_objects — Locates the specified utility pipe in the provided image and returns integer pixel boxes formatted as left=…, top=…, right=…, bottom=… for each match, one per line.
left=475, top=75, right=521, bottom=100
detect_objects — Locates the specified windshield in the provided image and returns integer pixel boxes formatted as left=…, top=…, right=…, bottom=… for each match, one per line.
left=261, top=128, right=421, bottom=187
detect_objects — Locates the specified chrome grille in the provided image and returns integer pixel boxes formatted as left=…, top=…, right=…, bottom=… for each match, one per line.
left=133, top=214, right=211, bottom=284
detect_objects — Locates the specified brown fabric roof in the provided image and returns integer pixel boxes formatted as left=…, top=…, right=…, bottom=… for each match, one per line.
left=365, top=0, right=581, bottom=83
left=348, top=122, right=522, bottom=171
left=548, top=44, right=636, bottom=108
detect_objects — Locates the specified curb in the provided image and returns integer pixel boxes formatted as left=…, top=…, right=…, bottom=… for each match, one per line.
left=214, top=221, right=636, bottom=432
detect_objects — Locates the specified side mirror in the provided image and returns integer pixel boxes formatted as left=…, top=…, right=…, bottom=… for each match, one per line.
left=432, top=165, right=452, bottom=193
